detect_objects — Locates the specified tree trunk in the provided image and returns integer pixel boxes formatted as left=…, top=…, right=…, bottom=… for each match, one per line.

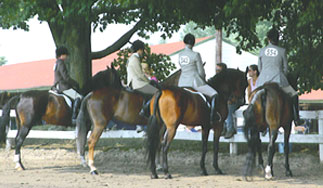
left=67, top=24, right=92, bottom=94
left=215, top=29, right=222, bottom=65
left=50, top=18, right=92, bottom=95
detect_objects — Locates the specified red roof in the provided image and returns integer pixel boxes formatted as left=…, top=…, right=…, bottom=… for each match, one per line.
left=0, top=36, right=321, bottom=101
left=299, top=89, right=323, bottom=101
left=0, top=37, right=209, bottom=91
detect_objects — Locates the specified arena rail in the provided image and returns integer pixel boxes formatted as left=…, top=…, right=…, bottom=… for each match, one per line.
left=2, top=109, right=323, bottom=163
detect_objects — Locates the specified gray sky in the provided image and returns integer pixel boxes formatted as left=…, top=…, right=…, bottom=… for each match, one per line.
left=0, top=17, right=181, bottom=65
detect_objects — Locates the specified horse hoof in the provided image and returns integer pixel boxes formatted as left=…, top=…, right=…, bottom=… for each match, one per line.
left=90, top=170, right=98, bottom=175
left=265, top=166, right=272, bottom=180
left=16, top=166, right=25, bottom=171
left=286, top=170, right=293, bottom=177
left=243, top=176, right=253, bottom=182
left=201, top=170, right=208, bottom=176
left=150, top=174, right=158, bottom=179
left=214, top=169, right=224, bottom=175
left=164, top=174, right=172, bottom=179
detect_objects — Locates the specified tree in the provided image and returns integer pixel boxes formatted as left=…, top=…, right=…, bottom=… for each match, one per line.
left=176, top=0, right=322, bottom=92
left=0, top=57, right=7, bottom=66
left=111, top=45, right=176, bottom=83
left=1, top=0, right=321, bottom=92
left=0, top=0, right=186, bottom=93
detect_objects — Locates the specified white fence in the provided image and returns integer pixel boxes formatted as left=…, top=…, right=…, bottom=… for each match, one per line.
left=2, top=109, right=323, bottom=162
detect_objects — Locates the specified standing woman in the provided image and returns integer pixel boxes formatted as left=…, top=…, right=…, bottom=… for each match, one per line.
left=247, top=64, right=259, bottom=102
left=256, top=28, right=304, bottom=126
left=178, top=33, right=220, bottom=124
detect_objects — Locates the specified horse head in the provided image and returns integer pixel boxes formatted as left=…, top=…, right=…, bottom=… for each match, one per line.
left=208, top=68, right=248, bottom=103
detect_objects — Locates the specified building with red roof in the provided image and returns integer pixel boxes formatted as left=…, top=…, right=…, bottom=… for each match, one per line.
left=0, top=37, right=321, bottom=104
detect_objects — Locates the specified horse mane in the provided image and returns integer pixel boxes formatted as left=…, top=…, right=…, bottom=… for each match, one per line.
left=91, top=67, right=122, bottom=90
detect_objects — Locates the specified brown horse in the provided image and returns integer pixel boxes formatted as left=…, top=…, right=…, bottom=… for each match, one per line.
left=243, top=83, right=293, bottom=180
left=76, top=66, right=181, bottom=174
left=0, top=67, right=118, bottom=170
left=146, top=68, right=248, bottom=179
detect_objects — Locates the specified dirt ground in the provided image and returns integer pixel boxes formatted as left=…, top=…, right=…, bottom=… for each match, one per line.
left=0, top=139, right=322, bottom=188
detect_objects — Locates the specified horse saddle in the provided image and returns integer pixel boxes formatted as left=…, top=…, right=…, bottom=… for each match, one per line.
left=183, top=88, right=210, bottom=108
left=48, top=90, right=73, bottom=109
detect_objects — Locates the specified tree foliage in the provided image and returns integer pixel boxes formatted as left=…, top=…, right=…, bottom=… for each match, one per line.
left=111, top=45, right=176, bottom=83
left=0, top=0, right=321, bottom=92
left=0, top=57, right=7, bottom=66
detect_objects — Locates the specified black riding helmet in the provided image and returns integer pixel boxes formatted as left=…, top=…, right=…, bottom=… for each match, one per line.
left=131, top=40, right=145, bottom=52
left=267, top=28, right=279, bottom=44
left=55, top=46, right=69, bottom=58
left=183, top=33, right=195, bottom=46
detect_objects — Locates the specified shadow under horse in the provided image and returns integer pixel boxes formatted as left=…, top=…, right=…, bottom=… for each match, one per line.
left=243, top=83, right=294, bottom=180
left=76, top=66, right=181, bottom=174
left=146, top=68, right=248, bottom=179
left=0, top=67, right=118, bottom=170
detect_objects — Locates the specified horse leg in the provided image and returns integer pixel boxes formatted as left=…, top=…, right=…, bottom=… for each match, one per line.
left=200, top=127, right=210, bottom=175
left=284, top=126, right=293, bottom=177
left=243, top=128, right=257, bottom=181
left=212, top=126, right=223, bottom=174
left=88, top=124, right=105, bottom=175
left=265, top=129, right=278, bottom=180
left=162, top=126, right=176, bottom=179
left=156, top=124, right=166, bottom=171
left=14, top=125, right=31, bottom=170
left=76, top=118, right=91, bottom=168
left=256, top=133, right=264, bottom=171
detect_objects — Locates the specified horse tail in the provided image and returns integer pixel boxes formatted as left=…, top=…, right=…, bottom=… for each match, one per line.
left=243, top=88, right=266, bottom=141
left=76, top=92, right=92, bottom=164
left=0, top=95, right=20, bottom=143
left=243, top=88, right=266, bottom=179
left=146, top=90, right=162, bottom=169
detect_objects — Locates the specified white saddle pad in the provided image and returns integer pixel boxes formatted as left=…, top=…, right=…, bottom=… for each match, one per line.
left=49, top=90, right=72, bottom=108
left=183, top=88, right=210, bottom=108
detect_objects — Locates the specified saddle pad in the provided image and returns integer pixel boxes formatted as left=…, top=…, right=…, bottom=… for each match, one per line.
left=183, top=88, right=210, bottom=107
left=48, top=90, right=72, bottom=108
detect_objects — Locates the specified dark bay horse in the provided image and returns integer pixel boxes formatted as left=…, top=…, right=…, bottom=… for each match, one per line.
left=0, top=67, right=117, bottom=170
left=146, top=69, right=248, bottom=179
left=243, top=83, right=294, bottom=180
left=76, top=66, right=181, bottom=174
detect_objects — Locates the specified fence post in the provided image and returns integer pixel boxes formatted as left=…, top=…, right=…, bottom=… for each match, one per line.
left=319, top=112, right=323, bottom=163
left=230, top=143, right=238, bottom=155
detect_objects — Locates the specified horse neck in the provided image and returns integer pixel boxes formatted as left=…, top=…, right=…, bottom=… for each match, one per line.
left=160, top=70, right=181, bottom=87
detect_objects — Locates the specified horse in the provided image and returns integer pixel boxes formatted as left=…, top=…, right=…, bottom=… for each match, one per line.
left=76, top=66, right=181, bottom=174
left=243, top=83, right=294, bottom=180
left=146, top=68, right=248, bottom=179
left=0, top=67, right=118, bottom=170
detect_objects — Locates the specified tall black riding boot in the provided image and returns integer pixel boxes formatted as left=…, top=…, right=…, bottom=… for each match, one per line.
left=72, top=97, right=81, bottom=124
left=139, top=99, right=151, bottom=118
left=210, top=93, right=221, bottom=125
left=292, top=95, right=304, bottom=126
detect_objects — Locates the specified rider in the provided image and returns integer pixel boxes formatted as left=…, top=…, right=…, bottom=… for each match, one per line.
left=126, top=40, right=159, bottom=117
left=256, top=28, right=304, bottom=126
left=178, top=33, right=220, bottom=124
left=53, top=46, right=82, bottom=124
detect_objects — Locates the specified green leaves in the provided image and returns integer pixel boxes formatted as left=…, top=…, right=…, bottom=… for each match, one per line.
left=111, top=45, right=176, bottom=83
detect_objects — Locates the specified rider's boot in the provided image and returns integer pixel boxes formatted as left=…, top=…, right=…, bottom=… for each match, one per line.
left=292, top=95, right=305, bottom=126
left=72, top=97, right=81, bottom=124
left=210, top=93, right=221, bottom=125
left=139, top=99, right=151, bottom=118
